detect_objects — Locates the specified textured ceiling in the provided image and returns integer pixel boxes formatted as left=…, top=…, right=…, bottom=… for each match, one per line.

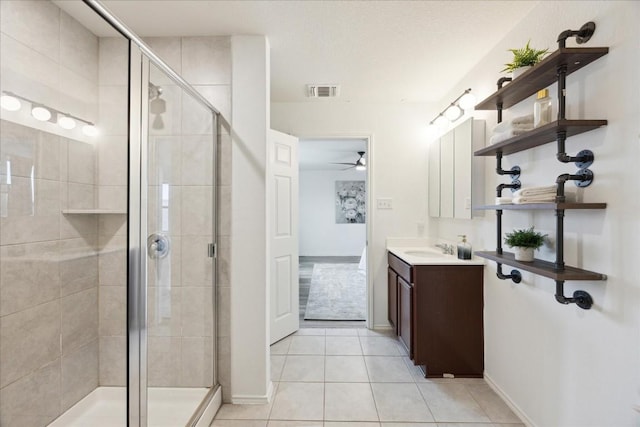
left=56, top=0, right=539, bottom=104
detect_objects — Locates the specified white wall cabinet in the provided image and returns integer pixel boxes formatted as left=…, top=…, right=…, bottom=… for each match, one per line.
left=429, top=117, right=485, bottom=219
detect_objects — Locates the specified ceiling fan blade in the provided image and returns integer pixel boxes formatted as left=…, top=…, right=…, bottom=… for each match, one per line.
left=330, top=162, right=357, bottom=166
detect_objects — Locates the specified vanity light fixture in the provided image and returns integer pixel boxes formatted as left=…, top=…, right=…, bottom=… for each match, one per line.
left=0, top=94, right=21, bottom=111
left=57, top=115, right=77, bottom=130
left=1, top=91, right=98, bottom=136
left=428, top=88, right=476, bottom=130
left=31, top=105, right=52, bottom=121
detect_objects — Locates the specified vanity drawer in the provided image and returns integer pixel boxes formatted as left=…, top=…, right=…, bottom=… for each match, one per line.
left=388, top=252, right=412, bottom=283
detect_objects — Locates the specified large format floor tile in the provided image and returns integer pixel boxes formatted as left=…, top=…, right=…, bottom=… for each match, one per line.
left=364, top=356, right=413, bottom=382
left=280, top=355, right=325, bottom=382
left=324, top=383, right=378, bottom=422
left=417, top=383, right=491, bottom=423
left=270, top=382, right=324, bottom=420
left=325, top=355, right=369, bottom=382
left=466, top=383, right=521, bottom=423
left=371, top=383, right=434, bottom=422
left=288, top=336, right=325, bottom=355
left=326, top=336, right=362, bottom=355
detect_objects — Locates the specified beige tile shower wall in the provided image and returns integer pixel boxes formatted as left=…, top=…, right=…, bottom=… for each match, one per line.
left=92, top=36, right=229, bottom=391
left=96, top=36, right=129, bottom=386
left=0, top=2, right=100, bottom=426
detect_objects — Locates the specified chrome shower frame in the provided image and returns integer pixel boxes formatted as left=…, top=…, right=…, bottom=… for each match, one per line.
left=82, top=1, right=221, bottom=426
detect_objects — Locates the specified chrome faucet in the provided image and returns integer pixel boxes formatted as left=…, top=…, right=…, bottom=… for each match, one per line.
left=435, top=243, right=454, bottom=255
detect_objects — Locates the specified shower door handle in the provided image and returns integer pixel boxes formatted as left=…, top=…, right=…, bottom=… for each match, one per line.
left=147, top=233, right=170, bottom=259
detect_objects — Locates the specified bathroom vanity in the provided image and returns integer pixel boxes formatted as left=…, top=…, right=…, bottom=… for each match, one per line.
left=387, top=247, right=484, bottom=378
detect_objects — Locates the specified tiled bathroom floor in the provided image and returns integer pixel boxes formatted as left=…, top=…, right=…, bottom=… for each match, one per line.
left=211, top=328, right=524, bottom=427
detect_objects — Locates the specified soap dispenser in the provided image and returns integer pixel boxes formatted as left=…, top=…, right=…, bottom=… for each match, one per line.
left=457, top=235, right=472, bottom=260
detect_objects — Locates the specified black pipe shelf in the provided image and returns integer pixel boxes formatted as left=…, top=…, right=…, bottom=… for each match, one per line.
left=475, top=47, right=609, bottom=110
left=475, top=120, right=607, bottom=156
left=475, top=251, right=607, bottom=281
left=474, top=202, right=606, bottom=211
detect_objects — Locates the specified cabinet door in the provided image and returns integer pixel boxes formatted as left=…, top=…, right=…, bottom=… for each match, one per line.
left=440, top=131, right=454, bottom=218
left=387, top=268, right=398, bottom=334
left=398, top=276, right=413, bottom=357
left=428, top=139, right=440, bottom=217
left=454, top=118, right=472, bottom=219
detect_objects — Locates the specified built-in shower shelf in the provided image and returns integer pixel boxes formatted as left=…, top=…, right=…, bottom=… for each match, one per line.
left=62, top=209, right=127, bottom=214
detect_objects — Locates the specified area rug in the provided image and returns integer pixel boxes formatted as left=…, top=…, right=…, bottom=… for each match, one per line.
left=304, top=263, right=366, bottom=320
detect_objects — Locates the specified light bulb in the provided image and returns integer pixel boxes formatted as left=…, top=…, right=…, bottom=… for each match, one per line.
left=82, top=124, right=98, bottom=137
left=356, top=165, right=366, bottom=171
left=360, top=157, right=366, bottom=166
left=58, top=115, right=76, bottom=130
left=31, top=106, right=51, bottom=121
left=434, top=115, right=448, bottom=127
left=459, top=92, right=476, bottom=110
left=0, top=94, right=21, bottom=111
left=445, top=104, right=462, bottom=121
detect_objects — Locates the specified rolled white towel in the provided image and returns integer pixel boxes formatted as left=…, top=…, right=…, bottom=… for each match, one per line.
left=495, top=196, right=513, bottom=205
left=490, top=128, right=532, bottom=145
left=511, top=113, right=534, bottom=125
left=492, top=121, right=535, bottom=134
left=513, top=185, right=557, bottom=197
left=513, top=195, right=557, bottom=204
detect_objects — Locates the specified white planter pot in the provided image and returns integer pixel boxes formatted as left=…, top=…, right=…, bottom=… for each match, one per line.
left=514, top=246, right=534, bottom=262
left=511, top=66, right=532, bottom=80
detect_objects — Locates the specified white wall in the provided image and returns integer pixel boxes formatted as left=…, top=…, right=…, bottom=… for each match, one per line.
left=430, top=2, right=640, bottom=426
left=299, top=169, right=366, bottom=256
left=271, top=103, right=434, bottom=328
left=230, top=35, right=272, bottom=403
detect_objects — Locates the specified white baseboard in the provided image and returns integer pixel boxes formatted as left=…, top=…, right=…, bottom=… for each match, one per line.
left=231, top=381, right=274, bottom=404
left=484, top=373, right=536, bottom=427
left=195, top=386, right=222, bottom=427
left=372, top=323, right=393, bottom=330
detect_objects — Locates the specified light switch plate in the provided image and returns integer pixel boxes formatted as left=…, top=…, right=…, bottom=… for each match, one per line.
left=377, top=198, right=393, bottom=209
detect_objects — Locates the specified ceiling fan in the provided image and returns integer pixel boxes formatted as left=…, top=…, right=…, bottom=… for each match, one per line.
left=332, top=151, right=366, bottom=171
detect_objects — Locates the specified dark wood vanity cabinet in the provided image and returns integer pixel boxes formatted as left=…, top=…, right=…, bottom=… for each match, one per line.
left=387, top=252, right=484, bottom=378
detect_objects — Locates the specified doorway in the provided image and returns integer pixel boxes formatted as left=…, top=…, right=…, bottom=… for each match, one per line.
left=298, top=138, right=369, bottom=328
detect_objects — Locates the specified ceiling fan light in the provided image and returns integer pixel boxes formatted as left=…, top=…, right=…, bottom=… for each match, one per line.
left=356, top=164, right=366, bottom=171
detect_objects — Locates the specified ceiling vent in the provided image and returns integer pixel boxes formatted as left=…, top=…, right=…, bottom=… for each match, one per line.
left=307, top=84, right=340, bottom=98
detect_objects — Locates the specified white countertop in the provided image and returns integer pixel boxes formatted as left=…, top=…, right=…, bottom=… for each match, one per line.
left=387, top=246, right=485, bottom=266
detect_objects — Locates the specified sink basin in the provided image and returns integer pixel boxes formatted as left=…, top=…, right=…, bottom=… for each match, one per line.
left=403, top=250, right=447, bottom=258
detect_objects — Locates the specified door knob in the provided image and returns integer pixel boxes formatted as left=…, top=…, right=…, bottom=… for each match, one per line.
left=147, top=233, right=170, bottom=259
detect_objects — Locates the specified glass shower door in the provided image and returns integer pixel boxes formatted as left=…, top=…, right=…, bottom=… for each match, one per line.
left=144, top=60, right=216, bottom=426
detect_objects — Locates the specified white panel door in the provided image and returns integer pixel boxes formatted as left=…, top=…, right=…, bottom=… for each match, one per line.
left=268, top=130, right=299, bottom=344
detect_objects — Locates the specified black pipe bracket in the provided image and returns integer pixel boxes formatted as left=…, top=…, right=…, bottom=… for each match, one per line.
left=497, top=264, right=522, bottom=283
left=555, top=281, right=593, bottom=310
left=557, top=22, right=596, bottom=49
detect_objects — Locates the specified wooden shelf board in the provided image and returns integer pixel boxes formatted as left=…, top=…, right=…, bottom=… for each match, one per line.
left=62, top=209, right=127, bottom=214
left=475, top=47, right=609, bottom=110
left=475, top=119, right=607, bottom=156
left=474, top=202, right=607, bottom=211
left=475, top=251, right=606, bottom=281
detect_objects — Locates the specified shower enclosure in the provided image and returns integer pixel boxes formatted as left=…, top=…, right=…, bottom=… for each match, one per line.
left=0, top=1, right=220, bottom=426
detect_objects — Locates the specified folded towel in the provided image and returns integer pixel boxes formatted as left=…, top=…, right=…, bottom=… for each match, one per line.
left=489, top=128, right=532, bottom=145
left=513, top=195, right=557, bottom=204
left=492, top=121, right=535, bottom=134
left=495, top=197, right=513, bottom=205
left=513, top=185, right=557, bottom=197
left=511, top=113, right=534, bottom=125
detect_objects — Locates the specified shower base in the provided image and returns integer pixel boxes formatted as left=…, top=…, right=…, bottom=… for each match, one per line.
left=48, top=386, right=209, bottom=427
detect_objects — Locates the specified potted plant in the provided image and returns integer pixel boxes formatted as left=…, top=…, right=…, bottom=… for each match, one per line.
left=502, top=40, right=549, bottom=79
left=504, top=226, right=547, bottom=262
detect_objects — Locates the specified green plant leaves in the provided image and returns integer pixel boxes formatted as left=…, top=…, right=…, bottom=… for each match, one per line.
left=501, top=40, right=549, bottom=73
left=504, top=226, right=547, bottom=249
